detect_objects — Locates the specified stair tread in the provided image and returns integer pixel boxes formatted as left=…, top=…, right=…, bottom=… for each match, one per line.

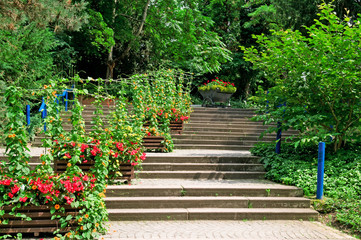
left=139, top=170, right=266, bottom=173
left=105, top=196, right=309, bottom=201
left=142, top=163, right=263, bottom=166
left=108, top=208, right=317, bottom=213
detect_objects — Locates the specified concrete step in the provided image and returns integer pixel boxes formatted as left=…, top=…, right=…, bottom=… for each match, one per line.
left=137, top=171, right=265, bottom=179
left=174, top=144, right=253, bottom=150
left=105, top=183, right=304, bottom=198
left=107, top=208, right=318, bottom=221
left=186, top=123, right=271, bottom=128
left=142, top=163, right=265, bottom=172
left=189, top=114, right=256, bottom=119
left=172, top=139, right=259, bottom=146
left=172, top=134, right=276, bottom=141
left=183, top=127, right=296, bottom=134
left=179, top=131, right=297, bottom=136
left=144, top=156, right=260, bottom=164
left=105, top=196, right=310, bottom=209
left=192, top=107, right=257, bottom=113
left=189, top=118, right=254, bottom=123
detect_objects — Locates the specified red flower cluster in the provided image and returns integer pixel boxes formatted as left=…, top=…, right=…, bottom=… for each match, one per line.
left=116, top=142, right=124, bottom=151
left=8, top=184, right=20, bottom=198
left=19, top=196, right=28, bottom=202
left=81, top=143, right=89, bottom=152
left=0, top=178, right=13, bottom=186
left=30, top=178, right=54, bottom=194
left=90, top=145, right=102, bottom=157
left=60, top=176, right=84, bottom=193
left=202, top=78, right=235, bottom=87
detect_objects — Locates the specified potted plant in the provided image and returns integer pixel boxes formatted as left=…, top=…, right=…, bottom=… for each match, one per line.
left=198, top=77, right=237, bottom=107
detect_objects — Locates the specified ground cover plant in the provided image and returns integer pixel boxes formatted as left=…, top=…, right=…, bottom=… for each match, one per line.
left=251, top=142, right=361, bottom=237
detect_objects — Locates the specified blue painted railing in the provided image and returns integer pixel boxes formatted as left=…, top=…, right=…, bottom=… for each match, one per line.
left=37, top=89, right=72, bottom=132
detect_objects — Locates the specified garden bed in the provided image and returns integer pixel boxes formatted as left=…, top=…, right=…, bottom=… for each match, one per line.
left=54, top=160, right=134, bottom=182
left=0, top=205, right=81, bottom=237
left=142, top=136, right=165, bottom=152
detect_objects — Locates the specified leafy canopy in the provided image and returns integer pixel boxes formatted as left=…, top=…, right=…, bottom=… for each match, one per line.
left=243, top=2, right=361, bottom=151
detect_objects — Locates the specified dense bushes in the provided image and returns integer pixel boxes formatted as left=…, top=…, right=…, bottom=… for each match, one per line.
left=251, top=142, right=361, bottom=235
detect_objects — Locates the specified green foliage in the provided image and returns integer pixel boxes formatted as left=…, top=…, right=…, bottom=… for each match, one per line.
left=251, top=142, right=361, bottom=235
left=0, top=0, right=88, bottom=88
left=243, top=3, right=361, bottom=151
left=147, top=3, right=232, bottom=74
left=0, top=23, right=55, bottom=88
left=71, top=0, right=232, bottom=78
left=130, top=69, right=192, bottom=152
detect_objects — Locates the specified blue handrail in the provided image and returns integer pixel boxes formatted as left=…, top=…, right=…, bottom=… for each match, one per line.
left=37, top=88, right=73, bottom=132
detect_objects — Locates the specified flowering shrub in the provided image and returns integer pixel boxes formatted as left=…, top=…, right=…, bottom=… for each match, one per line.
left=0, top=172, right=97, bottom=207
left=198, top=77, right=237, bottom=94
left=130, top=69, right=192, bottom=152
left=1, top=82, right=108, bottom=239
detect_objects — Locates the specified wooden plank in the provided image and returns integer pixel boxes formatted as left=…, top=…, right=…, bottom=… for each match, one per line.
left=0, top=226, right=75, bottom=234
left=1, top=205, right=80, bottom=211
left=0, top=219, right=78, bottom=228
left=3, top=211, right=79, bottom=219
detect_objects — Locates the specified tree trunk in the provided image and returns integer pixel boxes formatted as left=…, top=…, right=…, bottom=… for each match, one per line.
left=106, top=0, right=117, bottom=79
left=106, top=45, right=115, bottom=79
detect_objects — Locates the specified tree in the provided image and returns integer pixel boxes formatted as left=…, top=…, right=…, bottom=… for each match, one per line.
left=243, top=3, right=361, bottom=151
left=199, top=0, right=267, bottom=99
left=71, top=0, right=232, bottom=79
left=0, top=0, right=88, bottom=88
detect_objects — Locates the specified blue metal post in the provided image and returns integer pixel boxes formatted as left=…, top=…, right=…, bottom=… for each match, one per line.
left=317, top=142, right=326, bottom=199
left=65, top=90, right=68, bottom=111
left=276, top=121, right=282, bottom=154
left=26, top=105, right=30, bottom=126
left=39, top=98, right=47, bottom=132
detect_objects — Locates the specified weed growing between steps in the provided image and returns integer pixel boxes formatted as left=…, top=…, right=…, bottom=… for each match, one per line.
left=251, top=142, right=361, bottom=237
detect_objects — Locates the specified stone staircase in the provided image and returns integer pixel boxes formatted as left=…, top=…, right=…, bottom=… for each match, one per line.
left=104, top=106, right=318, bottom=221
left=173, top=107, right=298, bottom=150
left=27, top=105, right=318, bottom=221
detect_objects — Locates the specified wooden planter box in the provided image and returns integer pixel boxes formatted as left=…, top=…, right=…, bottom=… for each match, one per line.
left=142, top=136, right=165, bottom=152
left=54, top=160, right=134, bottom=182
left=118, top=163, right=135, bottom=182
left=0, top=205, right=81, bottom=237
left=77, top=96, right=117, bottom=105
left=170, top=120, right=184, bottom=134
left=144, top=120, right=184, bottom=133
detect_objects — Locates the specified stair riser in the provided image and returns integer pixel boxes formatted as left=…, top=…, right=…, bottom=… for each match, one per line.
left=105, top=199, right=309, bottom=209
left=145, top=157, right=260, bottom=164
left=183, top=128, right=296, bottom=133
left=142, top=165, right=265, bottom=172
left=105, top=188, right=304, bottom=198
left=173, top=140, right=257, bottom=145
left=0, top=156, right=260, bottom=164
left=108, top=212, right=318, bottom=221
left=174, top=145, right=252, bottom=150
left=137, top=172, right=265, bottom=179
left=189, top=115, right=256, bottom=119
left=186, top=124, right=272, bottom=129
left=180, top=131, right=297, bottom=136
